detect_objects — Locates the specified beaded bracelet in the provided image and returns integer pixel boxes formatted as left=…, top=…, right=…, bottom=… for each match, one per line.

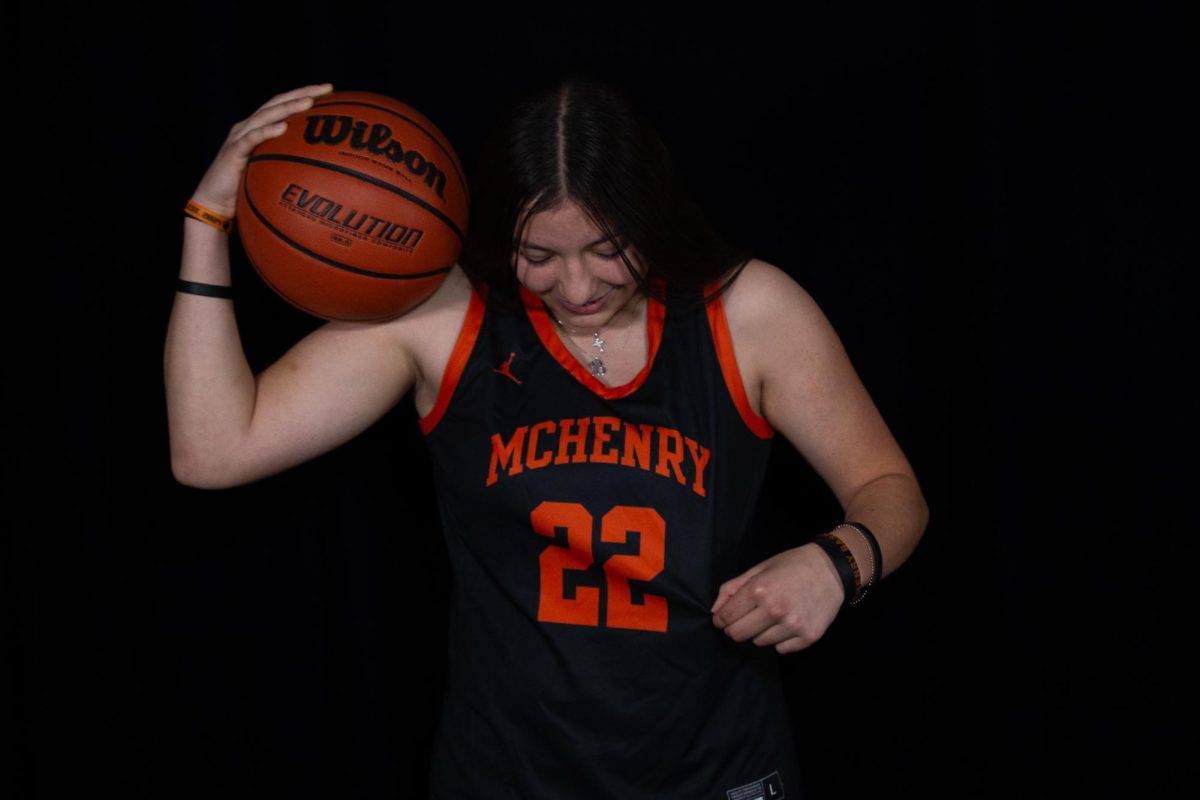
left=834, top=522, right=883, bottom=605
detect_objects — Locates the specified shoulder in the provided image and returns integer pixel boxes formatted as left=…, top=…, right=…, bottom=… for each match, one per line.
left=716, top=259, right=852, bottom=415
left=719, top=261, right=919, bottom=513
left=717, top=258, right=832, bottom=365
left=379, top=263, right=478, bottom=393
left=718, top=259, right=818, bottom=320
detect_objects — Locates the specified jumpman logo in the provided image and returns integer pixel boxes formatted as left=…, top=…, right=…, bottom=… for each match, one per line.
left=494, top=351, right=523, bottom=385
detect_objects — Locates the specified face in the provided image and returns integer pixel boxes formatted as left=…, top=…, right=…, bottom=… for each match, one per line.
left=514, top=199, right=648, bottom=329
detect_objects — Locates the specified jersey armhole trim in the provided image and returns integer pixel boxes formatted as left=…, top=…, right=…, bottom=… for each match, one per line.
left=418, top=283, right=487, bottom=436
left=704, top=284, right=774, bottom=439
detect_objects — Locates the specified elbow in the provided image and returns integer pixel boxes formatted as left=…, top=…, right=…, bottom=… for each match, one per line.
left=894, top=469, right=929, bottom=527
left=168, top=425, right=248, bottom=489
left=170, top=449, right=231, bottom=490
left=893, top=471, right=930, bottom=535
left=861, top=471, right=930, bottom=541
left=170, top=451, right=210, bottom=489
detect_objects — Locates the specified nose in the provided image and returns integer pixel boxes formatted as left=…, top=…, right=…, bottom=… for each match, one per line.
left=557, top=258, right=604, bottom=306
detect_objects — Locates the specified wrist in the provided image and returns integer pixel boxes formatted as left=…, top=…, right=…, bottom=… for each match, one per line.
left=188, top=192, right=236, bottom=219
left=806, top=540, right=849, bottom=606
left=184, top=197, right=235, bottom=233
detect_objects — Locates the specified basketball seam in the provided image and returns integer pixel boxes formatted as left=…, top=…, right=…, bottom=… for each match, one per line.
left=241, top=164, right=455, bottom=281
left=248, top=152, right=466, bottom=243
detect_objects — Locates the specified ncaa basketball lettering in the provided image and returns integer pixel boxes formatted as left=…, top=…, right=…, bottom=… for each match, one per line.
left=280, top=183, right=425, bottom=249
left=487, top=416, right=712, bottom=497
left=301, top=114, right=449, bottom=199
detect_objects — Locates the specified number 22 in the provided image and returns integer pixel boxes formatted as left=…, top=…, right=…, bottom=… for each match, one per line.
left=531, top=501, right=668, bottom=633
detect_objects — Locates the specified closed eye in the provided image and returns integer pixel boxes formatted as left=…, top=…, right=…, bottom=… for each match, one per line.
left=520, top=250, right=623, bottom=264
left=517, top=246, right=554, bottom=264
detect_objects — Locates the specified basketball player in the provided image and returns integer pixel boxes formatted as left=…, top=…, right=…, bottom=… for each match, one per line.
left=166, top=78, right=929, bottom=799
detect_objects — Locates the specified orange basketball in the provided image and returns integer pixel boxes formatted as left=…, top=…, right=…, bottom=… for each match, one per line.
left=236, top=90, right=469, bottom=322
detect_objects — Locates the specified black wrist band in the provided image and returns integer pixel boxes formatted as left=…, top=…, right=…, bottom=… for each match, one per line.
left=810, top=535, right=856, bottom=607
left=177, top=278, right=234, bottom=299
left=820, top=531, right=862, bottom=595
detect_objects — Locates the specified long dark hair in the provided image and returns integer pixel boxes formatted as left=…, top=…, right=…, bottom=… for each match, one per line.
left=459, top=73, right=754, bottom=315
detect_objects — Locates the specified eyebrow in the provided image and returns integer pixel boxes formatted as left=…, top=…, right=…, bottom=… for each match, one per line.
left=520, top=236, right=622, bottom=252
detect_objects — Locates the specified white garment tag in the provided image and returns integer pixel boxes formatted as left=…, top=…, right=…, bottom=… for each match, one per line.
left=726, top=769, right=785, bottom=800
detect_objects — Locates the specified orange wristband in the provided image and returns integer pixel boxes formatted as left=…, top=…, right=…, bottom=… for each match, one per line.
left=184, top=199, right=233, bottom=234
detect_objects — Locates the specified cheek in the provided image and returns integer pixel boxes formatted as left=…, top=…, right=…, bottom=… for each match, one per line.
left=516, top=264, right=555, bottom=293
left=605, top=267, right=638, bottom=288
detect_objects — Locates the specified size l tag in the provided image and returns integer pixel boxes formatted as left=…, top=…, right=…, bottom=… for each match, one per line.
left=726, top=770, right=784, bottom=800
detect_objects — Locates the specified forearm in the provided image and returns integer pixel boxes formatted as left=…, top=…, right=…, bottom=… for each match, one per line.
left=163, top=217, right=257, bottom=483
left=826, top=472, right=929, bottom=585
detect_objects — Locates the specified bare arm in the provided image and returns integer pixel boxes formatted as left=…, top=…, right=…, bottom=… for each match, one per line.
left=165, top=82, right=424, bottom=489
left=164, top=214, right=255, bottom=486
left=744, top=261, right=929, bottom=581
left=710, top=259, right=929, bottom=652
left=166, top=213, right=430, bottom=490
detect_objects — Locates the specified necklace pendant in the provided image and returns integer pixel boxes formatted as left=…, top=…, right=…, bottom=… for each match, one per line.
left=588, top=357, right=606, bottom=377
left=592, top=333, right=605, bottom=353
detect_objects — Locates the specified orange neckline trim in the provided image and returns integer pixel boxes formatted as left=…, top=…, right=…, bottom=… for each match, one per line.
left=419, top=282, right=488, bottom=435
left=703, top=281, right=774, bottom=439
left=518, top=281, right=666, bottom=400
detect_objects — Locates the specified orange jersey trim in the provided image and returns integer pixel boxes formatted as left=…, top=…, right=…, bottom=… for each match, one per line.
left=703, top=283, right=774, bottom=439
left=519, top=281, right=666, bottom=400
left=419, top=283, right=487, bottom=436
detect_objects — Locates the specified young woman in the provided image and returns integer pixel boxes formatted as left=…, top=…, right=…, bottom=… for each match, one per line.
left=166, top=78, right=928, bottom=799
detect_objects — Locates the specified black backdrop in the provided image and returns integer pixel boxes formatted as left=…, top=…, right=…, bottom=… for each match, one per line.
left=12, top=3, right=1193, bottom=798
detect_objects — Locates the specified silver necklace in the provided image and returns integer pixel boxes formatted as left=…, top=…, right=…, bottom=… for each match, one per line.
left=552, top=318, right=609, bottom=378
left=549, top=293, right=648, bottom=381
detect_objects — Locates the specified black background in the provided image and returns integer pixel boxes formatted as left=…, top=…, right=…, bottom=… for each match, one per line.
left=11, top=3, right=1194, bottom=798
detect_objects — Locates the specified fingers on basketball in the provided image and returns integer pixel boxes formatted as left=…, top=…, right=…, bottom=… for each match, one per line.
left=230, top=85, right=333, bottom=145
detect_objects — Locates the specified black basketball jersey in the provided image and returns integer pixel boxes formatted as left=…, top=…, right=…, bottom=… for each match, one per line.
left=420, top=277, right=802, bottom=800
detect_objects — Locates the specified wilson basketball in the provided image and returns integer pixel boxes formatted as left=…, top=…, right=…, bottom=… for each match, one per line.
left=236, top=90, right=469, bottom=322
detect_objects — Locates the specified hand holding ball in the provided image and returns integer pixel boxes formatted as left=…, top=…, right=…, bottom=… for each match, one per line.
left=235, top=90, right=469, bottom=322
